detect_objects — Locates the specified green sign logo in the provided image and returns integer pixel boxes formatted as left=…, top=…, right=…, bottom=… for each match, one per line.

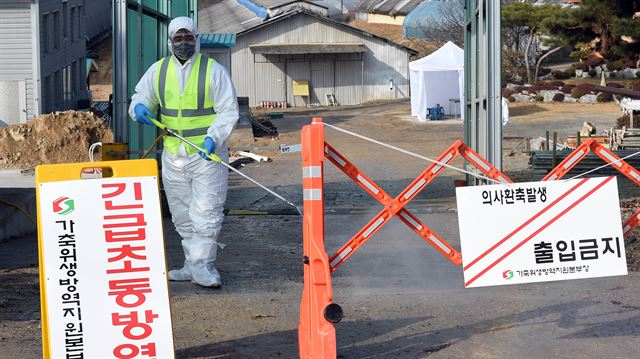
left=53, top=196, right=75, bottom=215
left=503, top=270, right=514, bottom=280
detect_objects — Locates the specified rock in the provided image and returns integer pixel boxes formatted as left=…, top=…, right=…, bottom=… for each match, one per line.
left=581, top=71, right=590, bottom=78
left=512, top=93, right=534, bottom=102
left=622, top=68, right=639, bottom=79
left=575, top=69, right=584, bottom=77
left=506, top=83, right=520, bottom=90
left=539, top=90, right=560, bottom=103
left=595, top=66, right=602, bottom=77
left=563, top=96, right=577, bottom=103
left=579, top=94, right=598, bottom=104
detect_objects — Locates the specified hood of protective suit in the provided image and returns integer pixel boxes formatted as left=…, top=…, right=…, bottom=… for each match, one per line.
left=167, top=16, right=200, bottom=60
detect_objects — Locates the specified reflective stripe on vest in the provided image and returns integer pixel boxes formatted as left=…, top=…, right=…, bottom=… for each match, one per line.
left=154, top=54, right=217, bottom=154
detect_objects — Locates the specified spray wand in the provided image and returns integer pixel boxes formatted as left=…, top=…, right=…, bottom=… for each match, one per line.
left=146, top=116, right=301, bottom=214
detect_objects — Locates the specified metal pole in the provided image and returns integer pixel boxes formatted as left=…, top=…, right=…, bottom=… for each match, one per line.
left=552, top=132, right=557, bottom=168
left=546, top=131, right=550, bottom=151
left=112, top=0, right=128, bottom=143
left=488, top=0, right=502, bottom=171
left=577, top=131, right=581, bottom=146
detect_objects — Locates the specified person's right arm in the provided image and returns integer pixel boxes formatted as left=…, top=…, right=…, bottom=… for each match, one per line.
left=128, top=62, right=161, bottom=122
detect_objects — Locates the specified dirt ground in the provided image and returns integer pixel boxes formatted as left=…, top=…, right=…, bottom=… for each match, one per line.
left=88, top=36, right=113, bottom=101
left=0, top=111, right=113, bottom=169
left=1, top=100, right=639, bottom=358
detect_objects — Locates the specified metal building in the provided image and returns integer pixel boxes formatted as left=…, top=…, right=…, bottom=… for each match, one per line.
left=199, top=2, right=416, bottom=107
left=355, top=0, right=423, bottom=25
left=0, top=0, right=90, bottom=126
left=85, top=0, right=111, bottom=48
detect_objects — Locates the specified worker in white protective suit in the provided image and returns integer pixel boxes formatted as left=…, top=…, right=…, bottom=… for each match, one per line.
left=501, top=97, right=510, bottom=126
left=128, top=17, right=239, bottom=287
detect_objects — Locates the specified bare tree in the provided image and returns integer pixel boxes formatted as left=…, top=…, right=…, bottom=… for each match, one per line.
left=415, top=0, right=464, bottom=46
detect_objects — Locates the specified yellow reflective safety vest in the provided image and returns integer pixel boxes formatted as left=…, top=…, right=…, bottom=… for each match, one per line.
left=154, top=54, right=216, bottom=154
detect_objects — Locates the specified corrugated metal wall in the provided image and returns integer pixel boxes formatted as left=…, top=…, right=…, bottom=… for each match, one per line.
left=232, top=13, right=410, bottom=107
left=201, top=48, right=232, bottom=71
left=0, top=0, right=34, bottom=123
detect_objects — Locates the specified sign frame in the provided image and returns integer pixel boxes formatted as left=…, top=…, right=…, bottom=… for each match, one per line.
left=36, top=159, right=175, bottom=358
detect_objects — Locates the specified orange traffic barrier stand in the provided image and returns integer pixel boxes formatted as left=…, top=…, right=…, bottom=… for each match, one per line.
left=541, top=138, right=640, bottom=238
left=298, top=119, right=639, bottom=358
left=298, top=118, right=513, bottom=358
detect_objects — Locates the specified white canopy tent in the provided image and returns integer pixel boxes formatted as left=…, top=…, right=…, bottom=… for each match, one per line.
left=410, top=41, right=464, bottom=121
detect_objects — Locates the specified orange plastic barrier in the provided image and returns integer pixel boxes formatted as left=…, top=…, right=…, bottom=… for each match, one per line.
left=298, top=118, right=512, bottom=358
left=325, top=139, right=512, bottom=271
left=541, top=138, right=640, bottom=238
left=299, top=118, right=337, bottom=359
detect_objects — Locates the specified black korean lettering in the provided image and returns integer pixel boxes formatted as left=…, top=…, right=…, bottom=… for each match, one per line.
left=537, top=187, right=547, bottom=202
left=482, top=190, right=492, bottom=205
left=601, top=237, right=621, bottom=258
left=578, top=238, right=599, bottom=260
left=534, top=241, right=554, bottom=264
left=556, top=240, right=576, bottom=262
left=504, top=189, right=514, bottom=204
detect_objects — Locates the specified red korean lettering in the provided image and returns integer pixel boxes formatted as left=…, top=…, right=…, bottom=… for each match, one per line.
left=106, top=260, right=150, bottom=275
left=108, top=278, right=152, bottom=308
left=108, top=245, right=147, bottom=262
left=102, top=183, right=127, bottom=198
left=105, top=228, right=146, bottom=243
left=103, top=213, right=147, bottom=229
left=112, top=310, right=159, bottom=340
left=113, top=343, right=156, bottom=359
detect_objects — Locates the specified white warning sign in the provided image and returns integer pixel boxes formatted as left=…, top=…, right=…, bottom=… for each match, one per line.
left=456, top=177, right=627, bottom=288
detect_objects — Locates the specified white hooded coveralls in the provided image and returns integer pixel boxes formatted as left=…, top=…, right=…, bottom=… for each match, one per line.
left=128, top=17, right=239, bottom=286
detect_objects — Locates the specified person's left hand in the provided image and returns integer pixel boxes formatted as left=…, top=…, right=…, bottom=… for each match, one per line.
left=199, top=137, right=216, bottom=161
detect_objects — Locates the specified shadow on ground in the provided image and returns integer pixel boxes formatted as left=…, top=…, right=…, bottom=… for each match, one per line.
left=176, top=299, right=638, bottom=359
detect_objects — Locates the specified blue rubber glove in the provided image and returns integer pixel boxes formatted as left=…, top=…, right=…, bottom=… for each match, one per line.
left=134, top=103, right=155, bottom=125
left=199, top=136, right=216, bottom=161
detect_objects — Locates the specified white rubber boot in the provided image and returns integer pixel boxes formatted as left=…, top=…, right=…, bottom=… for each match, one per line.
left=190, top=261, right=222, bottom=287
left=168, top=261, right=192, bottom=281
left=168, top=241, right=192, bottom=281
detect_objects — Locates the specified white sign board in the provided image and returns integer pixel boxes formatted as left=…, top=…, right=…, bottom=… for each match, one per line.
left=39, top=176, right=174, bottom=357
left=457, top=177, right=627, bottom=288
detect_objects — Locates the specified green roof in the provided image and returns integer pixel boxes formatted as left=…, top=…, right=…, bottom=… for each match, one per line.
left=199, top=33, right=236, bottom=48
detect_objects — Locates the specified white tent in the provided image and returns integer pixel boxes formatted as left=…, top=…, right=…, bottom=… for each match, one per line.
left=410, top=41, right=464, bottom=121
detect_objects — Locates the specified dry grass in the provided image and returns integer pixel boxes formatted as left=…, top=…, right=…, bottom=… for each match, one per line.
left=347, top=20, right=439, bottom=59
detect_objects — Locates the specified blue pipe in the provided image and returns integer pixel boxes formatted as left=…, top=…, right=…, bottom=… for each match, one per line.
left=236, top=0, right=269, bottom=20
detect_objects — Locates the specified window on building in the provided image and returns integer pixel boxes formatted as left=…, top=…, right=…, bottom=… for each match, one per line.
left=42, top=13, right=50, bottom=54
left=70, top=7, right=76, bottom=41
left=63, top=64, right=74, bottom=103
left=63, top=1, right=68, bottom=39
left=77, top=59, right=85, bottom=94
left=77, top=6, right=84, bottom=41
left=55, top=70, right=63, bottom=111
left=43, top=75, right=51, bottom=113
left=53, top=11, right=60, bottom=49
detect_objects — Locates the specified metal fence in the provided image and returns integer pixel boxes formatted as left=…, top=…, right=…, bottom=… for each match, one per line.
left=112, top=0, right=196, bottom=158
